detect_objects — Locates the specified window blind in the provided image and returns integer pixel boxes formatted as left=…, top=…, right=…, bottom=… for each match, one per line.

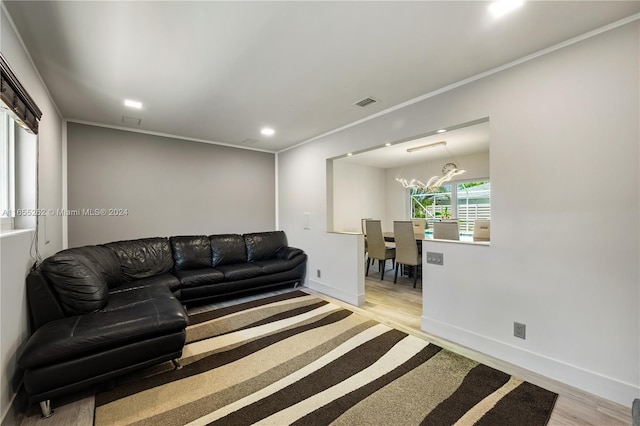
left=0, top=53, right=42, bottom=134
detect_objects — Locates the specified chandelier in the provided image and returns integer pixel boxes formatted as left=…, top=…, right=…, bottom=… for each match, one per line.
left=395, top=163, right=466, bottom=191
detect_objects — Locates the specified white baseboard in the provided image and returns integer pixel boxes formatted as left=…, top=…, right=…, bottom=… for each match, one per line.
left=308, top=279, right=365, bottom=306
left=1, top=383, right=25, bottom=426
left=421, top=315, right=639, bottom=407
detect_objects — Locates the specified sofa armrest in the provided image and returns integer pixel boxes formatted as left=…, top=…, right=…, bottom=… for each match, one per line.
left=276, top=246, right=304, bottom=260
left=26, top=270, right=65, bottom=332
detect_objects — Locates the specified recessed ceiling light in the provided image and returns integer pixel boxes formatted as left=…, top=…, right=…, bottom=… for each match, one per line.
left=385, top=143, right=391, bottom=147
left=260, top=127, right=275, bottom=136
left=347, top=153, right=353, bottom=156
left=436, top=129, right=447, bottom=134
left=124, top=99, right=142, bottom=109
left=489, top=0, right=524, bottom=18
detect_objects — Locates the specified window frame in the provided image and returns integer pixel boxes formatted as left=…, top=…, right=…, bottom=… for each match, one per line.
left=0, top=109, right=15, bottom=231
left=409, top=184, right=452, bottom=229
left=453, top=178, right=491, bottom=233
left=410, top=177, right=490, bottom=233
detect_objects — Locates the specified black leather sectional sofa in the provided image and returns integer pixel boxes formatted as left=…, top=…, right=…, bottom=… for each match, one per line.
left=17, top=231, right=306, bottom=417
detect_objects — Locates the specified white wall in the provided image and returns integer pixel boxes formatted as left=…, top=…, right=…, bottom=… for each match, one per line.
left=332, top=161, right=386, bottom=233
left=1, top=5, right=64, bottom=423
left=277, top=147, right=366, bottom=306
left=278, top=21, right=639, bottom=405
left=0, top=231, right=32, bottom=423
left=66, top=123, right=276, bottom=247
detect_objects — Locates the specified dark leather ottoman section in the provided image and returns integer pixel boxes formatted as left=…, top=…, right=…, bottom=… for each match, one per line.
left=23, top=331, right=185, bottom=400
left=215, top=263, right=262, bottom=281
left=18, top=295, right=187, bottom=369
left=174, top=268, right=225, bottom=288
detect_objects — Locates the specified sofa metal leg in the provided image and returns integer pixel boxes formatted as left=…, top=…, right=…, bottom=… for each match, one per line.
left=39, top=400, right=53, bottom=418
left=171, top=358, right=183, bottom=370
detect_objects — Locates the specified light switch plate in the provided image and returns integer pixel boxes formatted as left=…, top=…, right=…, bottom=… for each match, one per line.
left=514, top=322, right=526, bottom=339
left=426, top=251, right=443, bottom=265
left=303, top=212, right=311, bottom=230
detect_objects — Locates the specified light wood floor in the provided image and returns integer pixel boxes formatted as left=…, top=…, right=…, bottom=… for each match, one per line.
left=17, top=274, right=632, bottom=426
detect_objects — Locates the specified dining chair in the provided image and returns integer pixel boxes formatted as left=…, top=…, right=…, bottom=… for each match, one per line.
left=361, top=217, right=373, bottom=268
left=433, top=220, right=460, bottom=240
left=365, top=220, right=395, bottom=280
left=393, top=221, right=421, bottom=287
left=473, top=220, right=490, bottom=242
left=411, top=218, right=426, bottom=236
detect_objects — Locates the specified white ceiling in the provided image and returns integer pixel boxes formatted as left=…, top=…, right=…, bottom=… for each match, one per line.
left=3, top=1, right=638, bottom=152
left=336, top=119, right=490, bottom=169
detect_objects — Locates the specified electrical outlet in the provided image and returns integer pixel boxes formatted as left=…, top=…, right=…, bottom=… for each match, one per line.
left=514, top=322, right=526, bottom=339
left=316, top=269, right=321, bottom=278
left=426, top=251, right=444, bottom=265
left=303, top=212, right=311, bottom=230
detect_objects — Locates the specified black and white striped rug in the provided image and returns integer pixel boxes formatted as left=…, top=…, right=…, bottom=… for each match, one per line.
left=95, top=290, right=557, bottom=425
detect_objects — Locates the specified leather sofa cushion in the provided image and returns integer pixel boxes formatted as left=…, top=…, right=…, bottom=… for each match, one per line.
left=18, top=285, right=187, bottom=369
left=215, top=263, right=263, bottom=281
left=209, top=234, right=247, bottom=267
left=40, top=250, right=110, bottom=315
left=105, top=238, right=173, bottom=281
left=244, top=231, right=288, bottom=262
left=170, top=236, right=212, bottom=271
left=277, top=246, right=304, bottom=260
left=174, top=268, right=225, bottom=288
left=111, top=273, right=181, bottom=293
left=253, top=254, right=306, bottom=275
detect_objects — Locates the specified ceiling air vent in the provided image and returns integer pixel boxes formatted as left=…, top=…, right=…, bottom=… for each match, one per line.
left=122, top=116, right=141, bottom=126
left=353, top=96, right=379, bottom=107
left=241, top=138, right=258, bottom=145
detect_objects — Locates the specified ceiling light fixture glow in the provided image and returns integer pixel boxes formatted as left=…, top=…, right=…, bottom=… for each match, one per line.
left=489, top=0, right=524, bottom=18
left=124, top=99, right=142, bottom=109
left=436, top=129, right=447, bottom=133
left=260, top=127, right=275, bottom=136
left=406, top=140, right=447, bottom=153
left=395, top=167, right=466, bottom=190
